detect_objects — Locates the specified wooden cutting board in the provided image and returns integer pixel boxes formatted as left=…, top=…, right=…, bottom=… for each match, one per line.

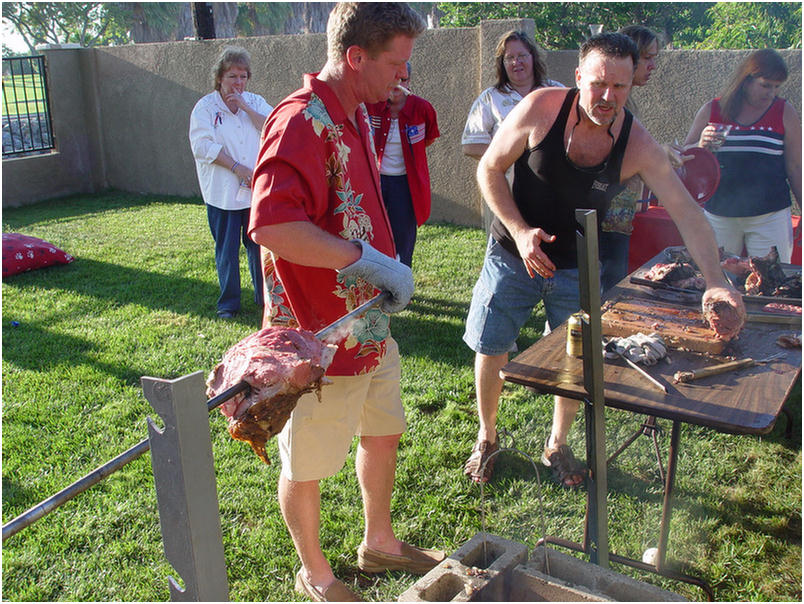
left=601, top=296, right=726, bottom=354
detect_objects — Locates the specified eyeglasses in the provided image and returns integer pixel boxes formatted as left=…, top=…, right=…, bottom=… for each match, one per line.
left=503, top=53, right=531, bottom=65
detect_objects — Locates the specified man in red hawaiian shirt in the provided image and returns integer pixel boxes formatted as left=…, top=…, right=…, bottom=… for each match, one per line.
left=249, top=3, right=444, bottom=601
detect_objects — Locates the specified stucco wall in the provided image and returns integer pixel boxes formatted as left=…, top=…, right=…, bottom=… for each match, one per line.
left=3, top=19, right=802, bottom=228
left=2, top=47, right=105, bottom=205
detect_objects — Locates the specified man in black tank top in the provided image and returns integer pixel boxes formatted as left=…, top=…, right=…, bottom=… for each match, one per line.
left=462, top=33, right=745, bottom=488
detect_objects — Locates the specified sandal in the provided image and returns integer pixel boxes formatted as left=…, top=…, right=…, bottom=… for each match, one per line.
left=540, top=439, right=587, bottom=489
left=463, top=439, right=499, bottom=483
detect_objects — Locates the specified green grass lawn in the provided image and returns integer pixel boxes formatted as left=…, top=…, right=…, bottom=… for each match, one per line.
left=2, top=192, right=801, bottom=601
left=2, top=73, right=48, bottom=117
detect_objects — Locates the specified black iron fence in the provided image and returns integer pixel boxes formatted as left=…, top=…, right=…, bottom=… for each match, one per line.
left=2, top=55, right=55, bottom=157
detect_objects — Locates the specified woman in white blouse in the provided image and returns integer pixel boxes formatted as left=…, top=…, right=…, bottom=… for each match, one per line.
left=189, top=46, right=272, bottom=319
left=462, top=30, right=562, bottom=161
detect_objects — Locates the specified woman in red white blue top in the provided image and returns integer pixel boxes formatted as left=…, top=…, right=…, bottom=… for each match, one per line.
left=685, top=49, right=801, bottom=262
left=366, top=63, right=440, bottom=267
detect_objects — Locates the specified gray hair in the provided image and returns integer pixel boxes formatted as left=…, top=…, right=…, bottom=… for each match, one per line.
left=212, top=46, right=251, bottom=91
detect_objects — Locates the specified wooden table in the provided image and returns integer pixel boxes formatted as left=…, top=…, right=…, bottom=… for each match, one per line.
left=501, top=250, right=802, bottom=598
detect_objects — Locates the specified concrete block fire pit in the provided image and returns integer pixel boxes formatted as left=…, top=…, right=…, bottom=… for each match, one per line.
left=398, top=532, right=686, bottom=602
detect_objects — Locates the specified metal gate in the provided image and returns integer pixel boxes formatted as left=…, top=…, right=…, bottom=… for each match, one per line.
left=2, top=55, right=55, bottom=156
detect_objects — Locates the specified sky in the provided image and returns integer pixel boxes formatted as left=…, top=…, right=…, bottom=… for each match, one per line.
left=2, top=20, right=30, bottom=53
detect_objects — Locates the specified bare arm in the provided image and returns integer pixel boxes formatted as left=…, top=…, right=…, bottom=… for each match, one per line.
left=213, top=149, right=253, bottom=186
left=250, top=221, right=360, bottom=269
left=223, top=91, right=268, bottom=132
left=683, top=101, right=720, bottom=150
left=462, top=143, right=488, bottom=160
left=783, top=101, right=802, bottom=206
left=634, top=132, right=745, bottom=335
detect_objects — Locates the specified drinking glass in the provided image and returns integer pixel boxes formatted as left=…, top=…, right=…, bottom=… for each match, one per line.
left=706, top=122, right=732, bottom=150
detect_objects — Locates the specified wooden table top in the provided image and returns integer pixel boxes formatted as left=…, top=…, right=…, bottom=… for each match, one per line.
left=501, top=255, right=802, bottom=435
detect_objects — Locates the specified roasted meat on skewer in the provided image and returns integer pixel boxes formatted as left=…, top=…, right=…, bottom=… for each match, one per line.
left=206, top=327, right=337, bottom=464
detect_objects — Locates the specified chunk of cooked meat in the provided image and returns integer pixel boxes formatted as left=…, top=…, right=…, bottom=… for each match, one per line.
left=206, top=327, right=337, bottom=464
left=702, top=299, right=743, bottom=340
left=762, top=302, right=802, bottom=315
left=773, top=273, right=802, bottom=298
left=744, top=247, right=787, bottom=296
left=644, top=262, right=705, bottom=291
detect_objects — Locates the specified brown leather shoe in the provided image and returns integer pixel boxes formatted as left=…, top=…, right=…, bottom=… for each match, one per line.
left=463, top=439, right=499, bottom=483
left=357, top=541, right=446, bottom=574
left=294, top=570, right=363, bottom=601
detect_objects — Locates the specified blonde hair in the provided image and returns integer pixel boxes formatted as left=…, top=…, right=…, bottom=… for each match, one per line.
left=326, top=2, right=425, bottom=63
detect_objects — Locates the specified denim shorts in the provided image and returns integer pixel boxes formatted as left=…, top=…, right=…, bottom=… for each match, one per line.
left=463, top=237, right=581, bottom=355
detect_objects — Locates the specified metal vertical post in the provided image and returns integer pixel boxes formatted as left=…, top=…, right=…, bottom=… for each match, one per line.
left=576, top=209, right=609, bottom=568
left=142, top=371, right=229, bottom=602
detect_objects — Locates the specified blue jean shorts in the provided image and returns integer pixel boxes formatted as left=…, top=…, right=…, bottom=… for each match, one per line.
left=463, top=237, right=581, bottom=356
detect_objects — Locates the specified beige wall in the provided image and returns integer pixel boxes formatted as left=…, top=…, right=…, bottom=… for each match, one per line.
left=3, top=19, right=802, bottom=228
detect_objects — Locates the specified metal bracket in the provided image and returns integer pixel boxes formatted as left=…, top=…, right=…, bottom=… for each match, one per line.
left=142, top=371, right=229, bottom=601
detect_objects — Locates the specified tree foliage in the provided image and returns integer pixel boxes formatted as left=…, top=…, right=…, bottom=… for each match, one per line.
left=436, top=1, right=801, bottom=50
left=2, top=2, right=128, bottom=53
left=696, top=2, right=802, bottom=49
left=2, top=2, right=801, bottom=56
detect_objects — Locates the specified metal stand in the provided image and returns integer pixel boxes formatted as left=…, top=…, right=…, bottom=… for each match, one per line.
left=576, top=209, right=608, bottom=568
left=535, top=210, right=714, bottom=600
left=606, top=415, right=665, bottom=482
left=142, top=371, right=229, bottom=602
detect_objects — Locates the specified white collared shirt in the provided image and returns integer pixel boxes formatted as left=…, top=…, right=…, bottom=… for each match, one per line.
left=189, top=90, right=272, bottom=210
left=461, top=80, right=563, bottom=145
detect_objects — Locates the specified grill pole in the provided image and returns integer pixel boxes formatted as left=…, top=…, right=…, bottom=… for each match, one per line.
left=576, top=208, right=609, bottom=567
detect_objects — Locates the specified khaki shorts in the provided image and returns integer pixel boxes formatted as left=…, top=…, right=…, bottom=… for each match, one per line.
left=278, top=337, right=406, bottom=482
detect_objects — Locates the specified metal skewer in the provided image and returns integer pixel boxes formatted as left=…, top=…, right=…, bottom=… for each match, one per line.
left=3, top=291, right=391, bottom=541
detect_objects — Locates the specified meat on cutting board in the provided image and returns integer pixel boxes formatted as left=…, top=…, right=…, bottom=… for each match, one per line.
left=206, top=327, right=337, bottom=463
left=601, top=297, right=728, bottom=354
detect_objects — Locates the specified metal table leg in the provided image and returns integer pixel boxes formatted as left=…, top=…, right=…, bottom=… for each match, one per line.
left=535, top=210, right=714, bottom=600
left=537, top=418, right=715, bottom=601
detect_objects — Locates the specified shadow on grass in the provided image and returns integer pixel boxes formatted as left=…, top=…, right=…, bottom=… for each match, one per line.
left=2, top=191, right=203, bottom=230
left=5, top=257, right=220, bottom=320
left=1, top=321, right=149, bottom=385
left=394, top=294, right=546, bottom=369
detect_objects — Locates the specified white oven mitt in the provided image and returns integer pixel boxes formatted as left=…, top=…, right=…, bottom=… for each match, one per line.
left=338, top=240, right=414, bottom=314
left=604, top=333, right=667, bottom=365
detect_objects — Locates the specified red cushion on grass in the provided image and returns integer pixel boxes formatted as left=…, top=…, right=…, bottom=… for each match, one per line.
left=2, top=233, right=74, bottom=278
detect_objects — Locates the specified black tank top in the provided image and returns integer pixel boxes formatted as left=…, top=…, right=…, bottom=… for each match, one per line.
left=491, top=88, right=633, bottom=269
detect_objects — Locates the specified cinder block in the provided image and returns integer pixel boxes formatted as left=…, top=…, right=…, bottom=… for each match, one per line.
left=508, top=564, right=609, bottom=601
left=398, top=535, right=687, bottom=602
left=398, top=532, right=528, bottom=602
left=526, top=546, right=687, bottom=602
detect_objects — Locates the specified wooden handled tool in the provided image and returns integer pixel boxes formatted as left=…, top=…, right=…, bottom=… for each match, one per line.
left=673, top=353, right=784, bottom=383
